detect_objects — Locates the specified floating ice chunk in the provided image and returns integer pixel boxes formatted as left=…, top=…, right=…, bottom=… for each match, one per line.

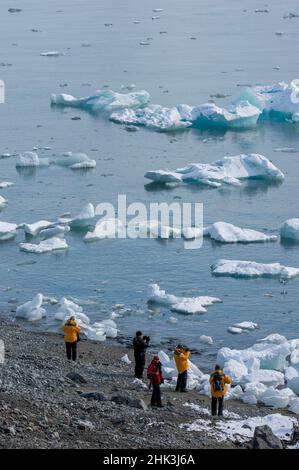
left=199, top=335, right=213, bottom=345
left=20, top=220, right=54, bottom=236
left=51, top=152, right=96, bottom=169
left=228, top=326, right=243, bottom=334
left=40, top=51, right=64, bottom=57
left=0, top=221, right=18, bottom=241
left=182, top=227, right=203, bottom=239
left=19, top=237, right=68, bottom=254
left=280, top=219, right=299, bottom=242
left=191, top=101, right=261, bottom=129
left=204, top=221, right=277, bottom=243
left=69, top=203, right=95, bottom=229
left=110, top=105, right=191, bottom=131
left=51, top=89, right=150, bottom=112
left=145, top=154, right=284, bottom=187
left=0, top=196, right=8, bottom=208
left=211, top=259, right=299, bottom=279
left=257, top=334, right=288, bottom=345
left=84, top=217, right=124, bottom=241
left=235, top=80, right=299, bottom=122
left=168, top=316, right=178, bottom=324
left=16, top=294, right=46, bottom=321
left=16, top=151, right=49, bottom=167
left=171, top=296, right=221, bottom=314
left=39, top=225, right=70, bottom=240
left=233, top=321, right=259, bottom=331
left=148, top=283, right=178, bottom=305
left=0, top=181, right=14, bottom=189
left=121, top=354, right=131, bottom=364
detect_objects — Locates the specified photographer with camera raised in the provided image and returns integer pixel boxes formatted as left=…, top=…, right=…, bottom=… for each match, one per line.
left=173, top=344, right=190, bottom=392
left=133, top=331, right=150, bottom=379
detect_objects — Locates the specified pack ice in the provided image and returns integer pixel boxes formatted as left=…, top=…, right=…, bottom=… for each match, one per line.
left=211, top=259, right=299, bottom=279
left=51, top=89, right=150, bottom=112
left=0, top=221, right=18, bottom=241
left=148, top=283, right=221, bottom=314
left=145, top=154, right=284, bottom=188
left=204, top=222, right=277, bottom=243
left=280, top=219, right=299, bottom=242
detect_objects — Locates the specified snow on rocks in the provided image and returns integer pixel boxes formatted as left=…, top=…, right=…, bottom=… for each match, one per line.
left=148, top=283, right=221, bottom=314
left=16, top=152, right=49, bottom=167
left=204, top=221, right=277, bottom=243
left=51, top=89, right=150, bottom=112
left=145, top=154, right=284, bottom=188
left=280, top=219, right=299, bottom=242
left=19, top=237, right=69, bottom=254
left=0, top=221, right=18, bottom=241
left=211, top=259, right=299, bottom=279
left=69, top=203, right=95, bottom=229
left=16, top=294, right=46, bottom=321
left=181, top=413, right=297, bottom=444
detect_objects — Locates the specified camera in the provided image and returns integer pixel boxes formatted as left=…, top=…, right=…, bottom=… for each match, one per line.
left=143, top=335, right=150, bottom=343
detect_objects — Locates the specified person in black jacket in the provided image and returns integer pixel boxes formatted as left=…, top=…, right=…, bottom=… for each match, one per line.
left=133, top=331, right=150, bottom=379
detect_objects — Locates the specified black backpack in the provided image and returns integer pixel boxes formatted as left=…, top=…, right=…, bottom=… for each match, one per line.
left=212, top=373, right=224, bottom=392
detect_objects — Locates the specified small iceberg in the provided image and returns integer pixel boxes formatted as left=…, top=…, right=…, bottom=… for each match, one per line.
left=0, top=221, right=18, bottom=241
left=51, top=152, right=96, bottom=169
left=20, top=220, right=54, bottom=236
left=69, top=203, right=95, bottom=229
left=0, top=181, right=14, bottom=189
left=39, top=225, right=70, bottom=240
left=211, top=259, right=299, bottom=279
left=148, top=283, right=221, bottom=314
left=199, top=335, right=213, bottom=345
left=204, top=221, right=277, bottom=243
left=19, top=237, right=69, bottom=254
left=84, top=218, right=125, bottom=242
left=190, top=101, right=261, bottom=129
left=16, top=151, right=49, bottom=167
left=40, top=51, right=64, bottom=57
left=51, top=89, right=150, bottom=112
left=16, top=294, right=46, bottom=321
left=145, top=154, right=284, bottom=188
left=233, top=321, right=259, bottom=331
left=280, top=218, right=299, bottom=242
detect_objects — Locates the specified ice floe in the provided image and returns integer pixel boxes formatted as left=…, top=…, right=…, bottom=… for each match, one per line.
left=16, top=152, right=49, bottom=167
left=16, top=294, right=46, bottom=321
left=280, top=219, right=299, bottom=242
left=51, top=89, right=150, bottom=112
left=0, top=181, right=14, bottom=189
left=148, top=283, right=221, bottom=314
left=69, top=203, right=95, bottom=229
left=20, top=220, right=54, bottom=237
left=40, top=51, right=64, bottom=57
left=39, top=225, right=70, bottom=240
left=51, top=152, right=96, bottom=169
left=204, top=221, right=277, bottom=243
left=211, top=259, right=299, bottom=279
left=19, top=237, right=69, bottom=254
left=145, top=154, right=284, bottom=188
left=0, top=221, right=18, bottom=241
left=0, top=196, right=8, bottom=208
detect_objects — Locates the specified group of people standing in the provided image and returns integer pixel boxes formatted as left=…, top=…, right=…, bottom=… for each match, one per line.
left=133, top=331, right=232, bottom=416
left=62, top=319, right=232, bottom=417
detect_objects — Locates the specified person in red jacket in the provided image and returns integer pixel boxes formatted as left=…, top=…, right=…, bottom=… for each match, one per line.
left=147, top=355, right=164, bottom=408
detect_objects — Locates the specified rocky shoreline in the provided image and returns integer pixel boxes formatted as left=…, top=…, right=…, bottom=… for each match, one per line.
left=0, top=318, right=298, bottom=449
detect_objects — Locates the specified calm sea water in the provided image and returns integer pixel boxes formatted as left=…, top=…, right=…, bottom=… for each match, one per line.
left=1, top=0, right=299, bottom=367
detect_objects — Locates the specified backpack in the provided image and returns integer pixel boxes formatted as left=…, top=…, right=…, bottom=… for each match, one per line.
left=212, top=373, right=224, bottom=392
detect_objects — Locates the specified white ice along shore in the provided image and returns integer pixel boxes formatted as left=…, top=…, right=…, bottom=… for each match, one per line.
left=148, top=283, right=221, bottom=314
left=204, top=221, right=277, bottom=243
left=157, top=332, right=299, bottom=415
left=50, top=80, right=299, bottom=132
left=145, top=154, right=284, bottom=188
left=211, top=259, right=299, bottom=279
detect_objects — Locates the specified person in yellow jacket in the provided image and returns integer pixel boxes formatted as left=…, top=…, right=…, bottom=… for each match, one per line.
left=209, top=364, right=232, bottom=416
left=63, top=316, right=81, bottom=361
left=173, top=344, right=190, bottom=392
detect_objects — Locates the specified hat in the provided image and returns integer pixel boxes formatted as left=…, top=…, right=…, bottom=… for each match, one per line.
left=153, top=355, right=160, bottom=361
